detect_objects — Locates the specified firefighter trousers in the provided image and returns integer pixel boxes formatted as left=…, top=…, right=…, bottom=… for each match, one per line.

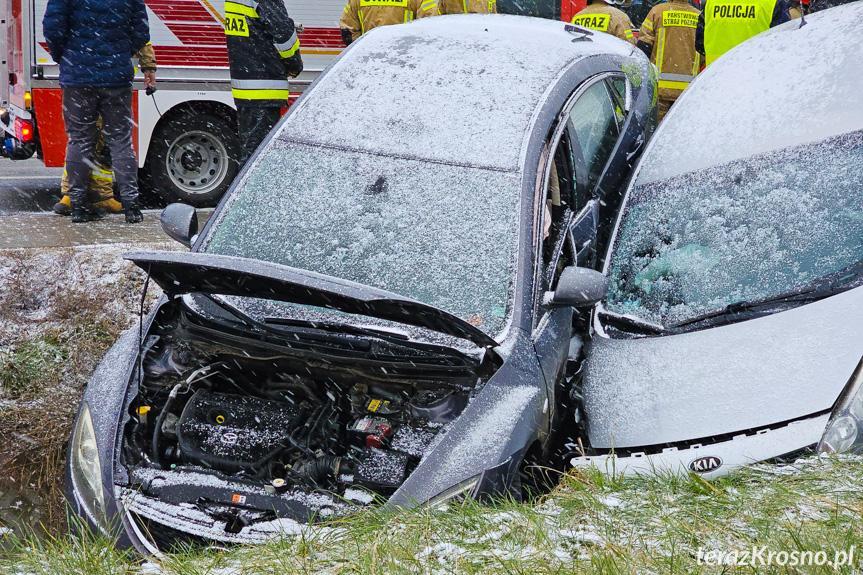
left=237, top=106, right=282, bottom=163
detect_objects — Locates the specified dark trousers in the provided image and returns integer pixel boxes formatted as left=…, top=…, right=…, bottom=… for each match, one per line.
left=237, top=106, right=282, bottom=163
left=62, top=86, right=138, bottom=207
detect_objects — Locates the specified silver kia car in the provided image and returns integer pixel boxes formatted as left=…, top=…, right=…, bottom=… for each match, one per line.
left=570, top=3, right=863, bottom=478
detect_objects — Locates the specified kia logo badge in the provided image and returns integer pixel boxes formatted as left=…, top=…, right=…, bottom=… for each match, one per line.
left=221, top=432, right=239, bottom=446
left=689, top=456, right=722, bottom=474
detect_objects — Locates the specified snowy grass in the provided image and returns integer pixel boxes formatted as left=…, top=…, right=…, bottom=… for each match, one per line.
left=0, top=244, right=172, bottom=531
left=2, top=455, right=862, bottom=574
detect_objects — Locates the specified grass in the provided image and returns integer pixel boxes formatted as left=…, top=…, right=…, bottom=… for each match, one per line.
left=0, top=337, right=69, bottom=399
left=0, top=244, right=169, bottom=534
left=2, top=455, right=862, bottom=574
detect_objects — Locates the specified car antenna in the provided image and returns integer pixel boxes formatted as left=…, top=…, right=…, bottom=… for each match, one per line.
left=137, top=264, right=152, bottom=385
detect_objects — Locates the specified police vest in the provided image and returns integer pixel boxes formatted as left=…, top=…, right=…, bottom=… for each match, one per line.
left=703, top=0, right=775, bottom=65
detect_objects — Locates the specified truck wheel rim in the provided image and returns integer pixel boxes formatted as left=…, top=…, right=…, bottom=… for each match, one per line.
left=165, top=130, right=230, bottom=196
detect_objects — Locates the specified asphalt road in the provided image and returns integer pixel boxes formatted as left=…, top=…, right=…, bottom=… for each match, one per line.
left=0, top=158, right=64, bottom=214
left=0, top=157, right=167, bottom=215
left=0, top=158, right=206, bottom=249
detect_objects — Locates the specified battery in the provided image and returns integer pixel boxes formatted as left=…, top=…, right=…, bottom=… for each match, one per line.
left=356, top=448, right=409, bottom=492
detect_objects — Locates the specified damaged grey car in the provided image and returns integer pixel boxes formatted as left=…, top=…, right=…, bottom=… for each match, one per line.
left=64, top=15, right=656, bottom=551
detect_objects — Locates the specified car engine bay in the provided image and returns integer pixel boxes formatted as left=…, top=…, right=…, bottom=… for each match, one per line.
left=119, top=302, right=491, bottom=535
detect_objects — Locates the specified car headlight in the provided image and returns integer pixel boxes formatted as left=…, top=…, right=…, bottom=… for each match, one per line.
left=70, top=402, right=106, bottom=524
left=818, top=361, right=863, bottom=455
left=427, top=475, right=481, bottom=510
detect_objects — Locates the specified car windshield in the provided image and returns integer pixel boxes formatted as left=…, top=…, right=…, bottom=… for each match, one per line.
left=201, top=141, right=521, bottom=337
left=604, top=130, right=863, bottom=329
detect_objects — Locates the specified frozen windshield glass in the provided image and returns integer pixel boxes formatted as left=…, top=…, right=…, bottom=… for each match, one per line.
left=605, top=130, right=863, bottom=328
left=202, top=141, right=520, bottom=336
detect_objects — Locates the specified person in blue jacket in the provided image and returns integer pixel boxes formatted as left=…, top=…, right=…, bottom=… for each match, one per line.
left=43, top=0, right=152, bottom=223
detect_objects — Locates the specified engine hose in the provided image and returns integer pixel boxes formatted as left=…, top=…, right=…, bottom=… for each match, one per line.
left=264, top=381, right=322, bottom=404
left=304, top=400, right=334, bottom=451
left=294, top=456, right=344, bottom=485
left=151, top=382, right=184, bottom=468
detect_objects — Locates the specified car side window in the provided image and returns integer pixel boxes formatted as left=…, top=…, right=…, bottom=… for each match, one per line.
left=568, top=81, right=620, bottom=192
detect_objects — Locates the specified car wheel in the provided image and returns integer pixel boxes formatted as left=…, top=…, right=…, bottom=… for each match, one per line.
left=147, top=114, right=241, bottom=207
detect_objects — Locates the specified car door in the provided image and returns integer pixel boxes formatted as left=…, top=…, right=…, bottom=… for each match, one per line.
left=532, top=73, right=633, bottom=438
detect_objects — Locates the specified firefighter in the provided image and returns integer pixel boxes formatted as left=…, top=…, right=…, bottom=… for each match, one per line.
left=637, top=0, right=701, bottom=122
left=788, top=0, right=802, bottom=17
left=571, top=0, right=637, bottom=45
left=225, top=0, right=303, bottom=162
left=54, top=45, right=157, bottom=216
left=438, top=0, right=496, bottom=14
left=696, top=0, right=790, bottom=66
left=339, top=0, right=438, bottom=46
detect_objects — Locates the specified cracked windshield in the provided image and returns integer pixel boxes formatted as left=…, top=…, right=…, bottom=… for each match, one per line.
left=605, top=130, right=863, bottom=328
left=203, top=140, right=520, bottom=336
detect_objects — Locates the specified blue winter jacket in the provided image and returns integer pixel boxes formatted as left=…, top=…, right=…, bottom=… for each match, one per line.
left=43, top=0, right=150, bottom=87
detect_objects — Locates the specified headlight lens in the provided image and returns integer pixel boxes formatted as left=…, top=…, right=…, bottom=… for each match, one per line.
left=71, top=402, right=106, bottom=524
left=427, top=475, right=481, bottom=510
left=818, top=361, right=863, bottom=455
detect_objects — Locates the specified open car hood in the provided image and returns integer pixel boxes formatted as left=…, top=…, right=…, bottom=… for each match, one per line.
left=125, top=250, right=498, bottom=348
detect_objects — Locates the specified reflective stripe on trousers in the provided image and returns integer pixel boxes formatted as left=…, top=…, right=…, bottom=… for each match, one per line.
left=657, top=72, right=695, bottom=91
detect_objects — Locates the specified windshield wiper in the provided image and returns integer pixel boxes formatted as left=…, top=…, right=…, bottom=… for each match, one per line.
left=597, top=309, right=665, bottom=334
left=667, top=284, right=835, bottom=331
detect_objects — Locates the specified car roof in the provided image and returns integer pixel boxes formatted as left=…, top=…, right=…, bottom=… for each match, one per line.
left=634, top=1, right=863, bottom=186
left=277, top=15, right=634, bottom=172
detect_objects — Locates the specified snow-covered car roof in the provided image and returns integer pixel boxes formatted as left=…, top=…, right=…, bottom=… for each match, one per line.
left=636, top=1, right=863, bottom=186
left=278, top=15, right=635, bottom=172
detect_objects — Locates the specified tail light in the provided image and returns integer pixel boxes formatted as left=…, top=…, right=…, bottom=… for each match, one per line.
left=14, top=118, right=33, bottom=142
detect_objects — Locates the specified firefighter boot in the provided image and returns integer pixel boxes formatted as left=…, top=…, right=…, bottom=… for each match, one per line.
left=93, top=197, right=124, bottom=213
left=53, top=195, right=72, bottom=216
left=123, top=201, right=144, bottom=224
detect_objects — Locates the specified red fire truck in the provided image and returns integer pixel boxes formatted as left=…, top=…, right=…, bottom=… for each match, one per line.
left=1, top=0, right=586, bottom=206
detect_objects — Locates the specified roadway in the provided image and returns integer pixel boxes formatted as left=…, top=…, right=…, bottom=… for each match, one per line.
left=0, top=158, right=63, bottom=214
left=0, top=158, right=199, bottom=249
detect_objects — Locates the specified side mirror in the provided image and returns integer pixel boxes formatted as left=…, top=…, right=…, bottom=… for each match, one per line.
left=543, top=266, right=609, bottom=308
left=160, top=203, right=198, bottom=248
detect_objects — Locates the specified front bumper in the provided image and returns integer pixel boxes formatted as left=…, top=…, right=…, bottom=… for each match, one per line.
left=571, top=414, right=829, bottom=480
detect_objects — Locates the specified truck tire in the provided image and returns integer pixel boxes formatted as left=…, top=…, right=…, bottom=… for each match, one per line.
left=147, top=114, right=241, bottom=207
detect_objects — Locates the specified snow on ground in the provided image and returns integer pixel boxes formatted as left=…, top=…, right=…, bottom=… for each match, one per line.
left=0, top=242, right=173, bottom=410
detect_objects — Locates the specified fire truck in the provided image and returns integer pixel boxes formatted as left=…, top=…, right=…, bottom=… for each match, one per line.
left=1, top=0, right=587, bottom=206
